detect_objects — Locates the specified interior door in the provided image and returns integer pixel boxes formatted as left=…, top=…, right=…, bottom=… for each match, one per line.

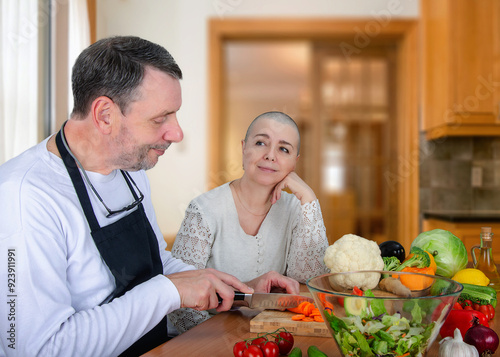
left=312, top=44, right=398, bottom=244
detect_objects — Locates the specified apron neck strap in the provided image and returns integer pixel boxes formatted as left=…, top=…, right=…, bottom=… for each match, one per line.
left=55, top=123, right=101, bottom=231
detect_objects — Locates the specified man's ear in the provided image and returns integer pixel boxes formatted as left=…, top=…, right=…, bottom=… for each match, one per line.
left=91, top=96, right=115, bottom=134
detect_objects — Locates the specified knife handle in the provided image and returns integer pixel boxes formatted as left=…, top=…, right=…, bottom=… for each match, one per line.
left=217, top=291, right=248, bottom=305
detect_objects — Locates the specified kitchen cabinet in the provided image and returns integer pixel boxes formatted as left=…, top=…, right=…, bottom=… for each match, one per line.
left=423, top=218, right=500, bottom=263
left=421, top=0, right=500, bottom=140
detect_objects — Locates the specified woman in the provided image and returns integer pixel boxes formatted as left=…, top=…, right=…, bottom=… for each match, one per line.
left=169, top=111, right=329, bottom=332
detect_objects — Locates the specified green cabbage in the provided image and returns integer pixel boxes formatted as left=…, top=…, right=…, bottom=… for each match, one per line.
left=411, top=229, right=468, bottom=278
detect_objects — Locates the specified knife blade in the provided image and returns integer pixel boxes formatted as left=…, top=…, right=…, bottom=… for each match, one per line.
left=231, top=291, right=314, bottom=310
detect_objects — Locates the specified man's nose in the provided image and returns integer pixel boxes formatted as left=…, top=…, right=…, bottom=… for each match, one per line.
left=163, top=115, right=183, bottom=143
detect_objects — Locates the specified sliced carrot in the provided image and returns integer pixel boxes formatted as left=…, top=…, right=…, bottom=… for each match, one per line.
left=287, top=301, right=309, bottom=314
left=313, top=315, right=324, bottom=322
left=302, top=317, right=315, bottom=322
left=286, top=306, right=304, bottom=314
left=298, top=301, right=310, bottom=312
left=304, top=302, right=315, bottom=316
left=291, top=314, right=305, bottom=321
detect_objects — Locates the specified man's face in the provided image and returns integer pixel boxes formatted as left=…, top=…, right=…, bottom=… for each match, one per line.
left=111, top=67, right=183, bottom=171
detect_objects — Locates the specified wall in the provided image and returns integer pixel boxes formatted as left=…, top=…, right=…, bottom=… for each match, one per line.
left=420, top=135, right=500, bottom=211
left=96, top=0, right=419, bottom=239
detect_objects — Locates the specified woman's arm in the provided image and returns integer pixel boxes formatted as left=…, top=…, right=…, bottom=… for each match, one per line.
left=286, top=199, right=330, bottom=283
left=171, top=202, right=213, bottom=269
left=169, top=201, right=215, bottom=333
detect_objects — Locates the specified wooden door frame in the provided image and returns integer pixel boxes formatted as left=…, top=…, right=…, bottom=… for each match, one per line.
left=208, top=18, right=419, bottom=250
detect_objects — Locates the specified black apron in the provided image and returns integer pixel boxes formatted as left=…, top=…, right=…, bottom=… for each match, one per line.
left=55, top=129, right=168, bottom=356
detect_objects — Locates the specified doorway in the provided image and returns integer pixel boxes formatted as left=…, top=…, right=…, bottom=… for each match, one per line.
left=208, top=19, right=419, bottom=249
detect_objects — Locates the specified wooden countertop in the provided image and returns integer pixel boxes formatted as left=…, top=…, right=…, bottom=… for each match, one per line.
left=141, top=290, right=500, bottom=356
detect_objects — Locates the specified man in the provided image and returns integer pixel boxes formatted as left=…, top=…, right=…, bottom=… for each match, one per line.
left=0, top=36, right=298, bottom=357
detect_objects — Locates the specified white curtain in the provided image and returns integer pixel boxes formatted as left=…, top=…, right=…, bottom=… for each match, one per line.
left=0, top=0, right=39, bottom=164
left=68, top=0, right=90, bottom=114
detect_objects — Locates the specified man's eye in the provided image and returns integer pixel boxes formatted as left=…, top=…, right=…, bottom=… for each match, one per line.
left=280, top=147, right=290, bottom=154
left=255, top=141, right=264, bottom=146
left=154, top=117, right=167, bottom=124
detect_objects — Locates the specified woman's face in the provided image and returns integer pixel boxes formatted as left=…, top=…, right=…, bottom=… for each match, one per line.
left=242, top=117, right=299, bottom=186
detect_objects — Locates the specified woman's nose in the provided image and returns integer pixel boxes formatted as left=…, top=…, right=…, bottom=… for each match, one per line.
left=265, top=150, right=275, bottom=161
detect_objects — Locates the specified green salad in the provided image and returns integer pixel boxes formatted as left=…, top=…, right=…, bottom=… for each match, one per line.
left=325, top=292, right=436, bottom=357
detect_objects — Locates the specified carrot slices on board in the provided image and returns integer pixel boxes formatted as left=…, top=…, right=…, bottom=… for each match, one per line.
left=287, top=300, right=330, bottom=322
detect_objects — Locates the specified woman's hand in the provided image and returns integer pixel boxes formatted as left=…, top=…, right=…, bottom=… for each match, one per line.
left=245, top=271, right=300, bottom=295
left=271, top=171, right=316, bottom=205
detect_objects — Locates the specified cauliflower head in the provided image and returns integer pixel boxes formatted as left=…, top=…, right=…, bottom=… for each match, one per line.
left=323, top=234, right=384, bottom=290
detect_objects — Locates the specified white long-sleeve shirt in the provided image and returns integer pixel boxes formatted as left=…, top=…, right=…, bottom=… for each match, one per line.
left=0, top=138, right=194, bottom=357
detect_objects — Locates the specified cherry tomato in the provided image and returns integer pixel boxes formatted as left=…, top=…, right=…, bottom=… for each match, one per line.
left=353, top=286, right=363, bottom=296
left=275, top=331, right=294, bottom=355
left=243, top=345, right=264, bottom=357
left=453, top=302, right=463, bottom=310
left=463, top=299, right=472, bottom=307
left=473, top=303, right=480, bottom=311
left=479, top=305, right=491, bottom=320
left=259, top=341, right=280, bottom=357
left=338, top=297, right=345, bottom=307
left=233, top=341, right=248, bottom=357
left=488, top=304, right=495, bottom=320
left=464, top=305, right=474, bottom=311
left=251, top=337, right=267, bottom=346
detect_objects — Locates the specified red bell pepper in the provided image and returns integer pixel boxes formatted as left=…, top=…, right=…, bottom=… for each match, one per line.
left=440, top=309, right=489, bottom=338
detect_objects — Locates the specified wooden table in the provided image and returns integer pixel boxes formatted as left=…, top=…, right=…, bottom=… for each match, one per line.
left=142, top=307, right=336, bottom=356
left=142, top=300, right=499, bottom=356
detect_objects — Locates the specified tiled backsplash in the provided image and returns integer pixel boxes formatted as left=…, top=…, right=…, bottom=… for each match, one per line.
left=419, top=135, right=500, bottom=211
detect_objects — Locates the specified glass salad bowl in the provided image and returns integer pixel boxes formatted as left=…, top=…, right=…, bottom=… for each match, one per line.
left=306, top=270, right=463, bottom=357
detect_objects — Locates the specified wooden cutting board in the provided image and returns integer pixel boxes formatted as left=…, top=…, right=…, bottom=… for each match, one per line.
left=250, top=310, right=331, bottom=337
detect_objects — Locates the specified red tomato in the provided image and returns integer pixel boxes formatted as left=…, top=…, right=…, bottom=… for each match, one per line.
left=243, top=345, right=264, bottom=357
left=453, top=302, right=463, bottom=310
left=464, top=305, right=474, bottom=311
left=275, top=331, right=294, bottom=355
left=259, top=341, right=279, bottom=357
left=479, top=305, right=491, bottom=320
left=488, top=304, right=495, bottom=320
left=251, top=337, right=267, bottom=346
left=473, top=303, right=480, bottom=311
left=338, top=297, right=345, bottom=307
left=353, top=286, right=363, bottom=296
left=233, top=341, right=247, bottom=357
left=463, top=299, right=472, bottom=307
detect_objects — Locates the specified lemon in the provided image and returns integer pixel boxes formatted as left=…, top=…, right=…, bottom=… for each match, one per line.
left=452, top=268, right=490, bottom=286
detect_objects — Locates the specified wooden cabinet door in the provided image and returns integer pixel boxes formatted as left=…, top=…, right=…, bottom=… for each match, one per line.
left=453, top=0, right=497, bottom=121
left=421, top=0, right=500, bottom=139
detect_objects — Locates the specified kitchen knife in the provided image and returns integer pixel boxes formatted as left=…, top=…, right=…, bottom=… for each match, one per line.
left=229, top=291, right=314, bottom=310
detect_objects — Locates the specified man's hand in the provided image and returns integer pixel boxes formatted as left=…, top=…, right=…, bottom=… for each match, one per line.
left=245, top=271, right=300, bottom=295
left=166, top=268, right=253, bottom=312
left=271, top=171, right=316, bottom=205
